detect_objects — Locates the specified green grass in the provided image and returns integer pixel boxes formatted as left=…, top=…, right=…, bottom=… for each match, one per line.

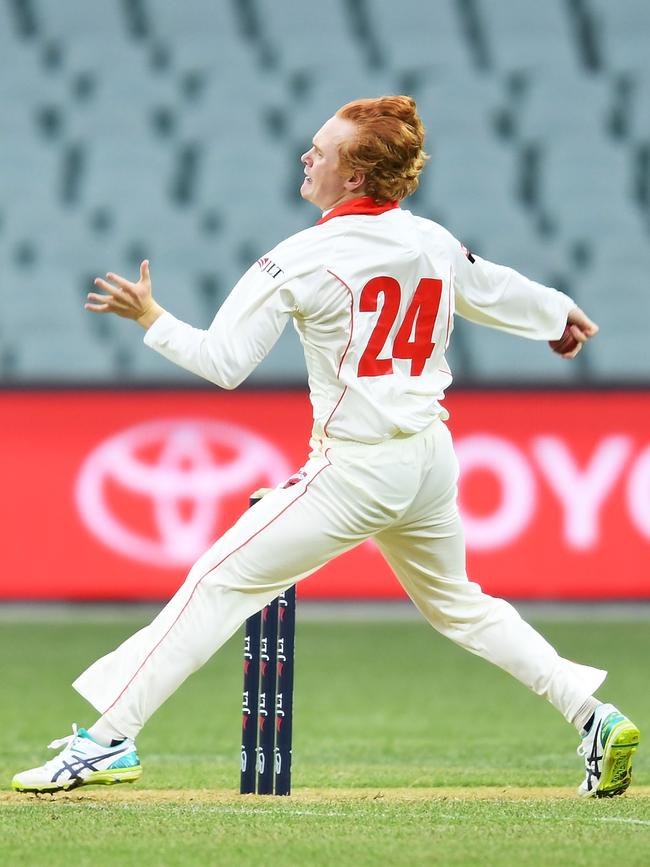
left=3, top=796, right=650, bottom=867
left=1, top=614, right=649, bottom=865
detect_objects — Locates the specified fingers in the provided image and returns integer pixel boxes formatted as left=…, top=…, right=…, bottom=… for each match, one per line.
left=560, top=326, right=586, bottom=359
left=94, top=262, right=150, bottom=293
left=105, top=271, right=137, bottom=295
left=561, top=344, right=582, bottom=360
left=574, top=318, right=599, bottom=338
left=89, top=274, right=138, bottom=311
left=85, top=291, right=131, bottom=315
left=568, top=324, right=589, bottom=345
left=86, top=279, right=135, bottom=313
left=92, top=277, right=124, bottom=297
left=87, top=262, right=152, bottom=319
left=568, top=306, right=599, bottom=337
left=559, top=307, right=599, bottom=359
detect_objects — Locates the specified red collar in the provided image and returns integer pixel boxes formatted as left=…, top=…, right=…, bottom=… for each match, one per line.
left=316, top=196, right=399, bottom=225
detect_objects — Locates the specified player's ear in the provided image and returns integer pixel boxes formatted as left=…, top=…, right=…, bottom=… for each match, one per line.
left=345, top=169, right=366, bottom=193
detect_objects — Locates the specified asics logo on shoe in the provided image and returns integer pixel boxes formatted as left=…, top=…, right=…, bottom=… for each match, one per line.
left=51, top=746, right=129, bottom=783
left=585, top=721, right=603, bottom=792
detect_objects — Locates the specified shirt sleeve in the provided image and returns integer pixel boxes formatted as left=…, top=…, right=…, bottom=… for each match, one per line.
left=452, top=243, right=576, bottom=340
left=144, top=257, right=300, bottom=389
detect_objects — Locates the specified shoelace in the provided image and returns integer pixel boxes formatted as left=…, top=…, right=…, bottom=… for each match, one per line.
left=577, top=721, right=602, bottom=790
left=48, top=723, right=79, bottom=751
left=42, top=723, right=81, bottom=773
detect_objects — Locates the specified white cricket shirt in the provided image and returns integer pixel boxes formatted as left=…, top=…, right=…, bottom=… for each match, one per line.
left=144, top=197, right=575, bottom=444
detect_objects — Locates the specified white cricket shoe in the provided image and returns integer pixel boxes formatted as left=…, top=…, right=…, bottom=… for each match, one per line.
left=12, top=724, right=142, bottom=793
left=577, top=703, right=640, bottom=798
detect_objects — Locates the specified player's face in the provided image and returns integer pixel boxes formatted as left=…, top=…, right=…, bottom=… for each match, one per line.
left=300, top=115, right=362, bottom=210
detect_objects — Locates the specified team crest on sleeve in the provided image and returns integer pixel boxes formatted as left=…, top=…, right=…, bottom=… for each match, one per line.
left=256, top=256, right=284, bottom=278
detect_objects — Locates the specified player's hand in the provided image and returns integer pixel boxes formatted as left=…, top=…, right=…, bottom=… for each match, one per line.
left=561, top=306, right=599, bottom=359
left=86, top=260, right=164, bottom=329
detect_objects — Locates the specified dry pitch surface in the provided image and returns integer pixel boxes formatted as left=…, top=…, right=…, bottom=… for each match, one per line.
left=4, top=785, right=650, bottom=804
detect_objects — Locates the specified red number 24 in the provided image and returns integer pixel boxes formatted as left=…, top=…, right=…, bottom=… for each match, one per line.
left=357, top=276, right=443, bottom=377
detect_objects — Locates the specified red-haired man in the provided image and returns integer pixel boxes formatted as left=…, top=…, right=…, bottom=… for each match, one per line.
left=13, top=96, right=639, bottom=798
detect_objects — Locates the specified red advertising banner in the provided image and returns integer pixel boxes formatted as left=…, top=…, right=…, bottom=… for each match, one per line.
left=1, top=389, right=649, bottom=600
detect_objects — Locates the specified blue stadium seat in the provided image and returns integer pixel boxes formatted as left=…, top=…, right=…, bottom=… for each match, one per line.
left=477, top=0, right=577, bottom=74
left=0, top=0, right=648, bottom=383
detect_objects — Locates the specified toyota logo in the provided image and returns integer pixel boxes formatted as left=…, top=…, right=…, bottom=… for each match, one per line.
left=75, top=418, right=291, bottom=567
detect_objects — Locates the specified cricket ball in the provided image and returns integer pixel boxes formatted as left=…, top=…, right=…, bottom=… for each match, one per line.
left=549, top=323, right=579, bottom=355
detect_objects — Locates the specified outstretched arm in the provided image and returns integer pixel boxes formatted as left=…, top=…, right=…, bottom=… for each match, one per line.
left=87, top=256, right=298, bottom=389
left=452, top=245, right=598, bottom=358
left=87, top=260, right=165, bottom=330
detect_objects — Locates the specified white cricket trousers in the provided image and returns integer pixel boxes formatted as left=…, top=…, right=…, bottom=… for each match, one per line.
left=74, top=417, right=606, bottom=739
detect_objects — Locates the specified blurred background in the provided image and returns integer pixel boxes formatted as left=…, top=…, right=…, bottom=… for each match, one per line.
left=1, top=0, right=649, bottom=385
left=1, top=0, right=649, bottom=604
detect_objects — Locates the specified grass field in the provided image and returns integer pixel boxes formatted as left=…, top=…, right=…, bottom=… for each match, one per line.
left=1, top=610, right=648, bottom=866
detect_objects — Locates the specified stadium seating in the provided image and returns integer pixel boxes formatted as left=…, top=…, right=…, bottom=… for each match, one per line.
left=0, top=0, right=648, bottom=384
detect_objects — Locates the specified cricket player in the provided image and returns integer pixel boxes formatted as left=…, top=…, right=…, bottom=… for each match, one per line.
left=13, top=96, right=639, bottom=798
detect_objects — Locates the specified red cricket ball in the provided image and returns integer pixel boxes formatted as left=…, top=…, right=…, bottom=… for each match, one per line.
left=549, top=323, right=579, bottom=355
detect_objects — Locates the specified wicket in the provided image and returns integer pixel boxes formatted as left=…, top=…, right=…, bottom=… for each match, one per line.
left=240, top=492, right=296, bottom=795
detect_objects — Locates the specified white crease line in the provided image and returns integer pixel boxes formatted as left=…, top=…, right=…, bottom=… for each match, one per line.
left=437, top=813, right=650, bottom=827
left=187, top=806, right=345, bottom=817
left=95, top=804, right=345, bottom=818
left=595, top=817, right=650, bottom=827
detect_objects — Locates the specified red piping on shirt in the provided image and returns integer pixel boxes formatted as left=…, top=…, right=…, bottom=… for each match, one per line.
left=323, top=386, right=348, bottom=438
left=316, top=196, right=399, bottom=225
left=101, top=454, right=333, bottom=716
left=323, top=269, right=355, bottom=436
left=327, top=269, right=355, bottom=377
left=444, top=266, right=453, bottom=348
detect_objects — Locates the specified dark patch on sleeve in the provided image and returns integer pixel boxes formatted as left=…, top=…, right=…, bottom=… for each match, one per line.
left=460, top=243, right=475, bottom=264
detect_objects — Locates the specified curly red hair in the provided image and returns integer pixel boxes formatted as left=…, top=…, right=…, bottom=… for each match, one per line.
left=336, top=95, right=428, bottom=203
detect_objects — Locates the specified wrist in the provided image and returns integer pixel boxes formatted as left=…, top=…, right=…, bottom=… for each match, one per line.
left=136, top=301, right=165, bottom=330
